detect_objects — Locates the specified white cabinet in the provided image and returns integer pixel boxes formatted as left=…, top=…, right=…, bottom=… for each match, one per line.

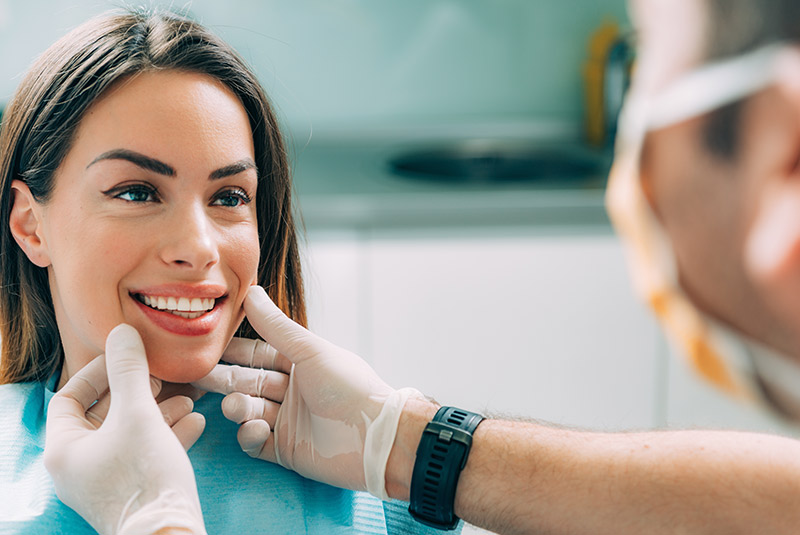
left=302, top=230, right=363, bottom=353
left=304, top=227, right=662, bottom=431
left=302, top=224, right=799, bottom=535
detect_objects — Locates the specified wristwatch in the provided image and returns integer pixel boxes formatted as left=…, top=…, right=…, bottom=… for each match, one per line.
left=408, top=406, right=484, bottom=530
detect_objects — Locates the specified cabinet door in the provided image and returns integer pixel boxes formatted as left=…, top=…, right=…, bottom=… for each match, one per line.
left=302, top=230, right=363, bottom=354
left=365, top=229, right=661, bottom=431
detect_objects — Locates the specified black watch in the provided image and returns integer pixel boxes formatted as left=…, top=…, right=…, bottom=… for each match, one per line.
left=408, top=406, right=484, bottom=530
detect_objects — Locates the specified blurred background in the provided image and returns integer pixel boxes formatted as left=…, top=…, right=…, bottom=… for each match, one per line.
left=1, top=3, right=796, bottom=530
left=0, top=0, right=629, bottom=131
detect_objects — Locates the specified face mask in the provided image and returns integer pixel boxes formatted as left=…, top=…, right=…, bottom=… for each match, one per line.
left=606, top=43, right=799, bottom=413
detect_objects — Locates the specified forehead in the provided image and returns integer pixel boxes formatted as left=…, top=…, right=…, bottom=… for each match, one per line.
left=66, top=69, right=254, bottom=170
left=629, top=0, right=709, bottom=93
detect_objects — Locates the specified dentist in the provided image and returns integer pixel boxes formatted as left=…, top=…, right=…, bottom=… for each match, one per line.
left=46, top=0, right=800, bottom=533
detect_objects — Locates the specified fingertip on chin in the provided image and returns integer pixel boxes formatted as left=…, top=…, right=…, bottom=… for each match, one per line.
left=106, top=323, right=143, bottom=352
left=245, top=284, right=267, bottom=303
left=109, top=323, right=136, bottom=338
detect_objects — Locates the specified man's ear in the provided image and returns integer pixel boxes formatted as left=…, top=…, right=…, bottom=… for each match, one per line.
left=741, top=50, right=800, bottom=353
left=744, top=161, right=800, bottom=352
left=745, top=180, right=800, bottom=279
left=776, top=47, right=800, bottom=109
left=745, top=179, right=800, bottom=357
left=750, top=48, right=800, bottom=279
left=9, top=180, right=51, bottom=268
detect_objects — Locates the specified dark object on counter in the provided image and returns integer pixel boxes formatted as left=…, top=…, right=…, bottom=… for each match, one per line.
left=389, top=140, right=610, bottom=184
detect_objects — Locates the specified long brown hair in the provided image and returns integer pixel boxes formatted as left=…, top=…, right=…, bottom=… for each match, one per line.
left=0, top=9, right=305, bottom=384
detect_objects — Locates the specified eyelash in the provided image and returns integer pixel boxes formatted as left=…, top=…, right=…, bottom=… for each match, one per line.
left=212, top=187, right=252, bottom=207
left=109, top=184, right=159, bottom=203
left=104, top=183, right=252, bottom=207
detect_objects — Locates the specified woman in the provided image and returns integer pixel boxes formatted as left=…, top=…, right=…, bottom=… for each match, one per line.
left=0, top=9, right=434, bottom=534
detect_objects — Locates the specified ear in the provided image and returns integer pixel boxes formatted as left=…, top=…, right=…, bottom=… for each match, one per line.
left=775, top=47, right=800, bottom=107
left=745, top=179, right=800, bottom=275
left=744, top=179, right=800, bottom=356
left=745, top=48, right=800, bottom=275
left=9, top=180, right=51, bottom=268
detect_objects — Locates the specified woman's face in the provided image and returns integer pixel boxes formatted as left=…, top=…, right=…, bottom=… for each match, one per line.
left=33, top=70, right=260, bottom=384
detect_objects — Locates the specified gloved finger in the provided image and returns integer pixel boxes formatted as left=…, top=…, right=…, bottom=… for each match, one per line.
left=238, top=419, right=276, bottom=462
left=149, top=376, right=163, bottom=398
left=85, top=375, right=160, bottom=429
left=85, top=393, right=109, bottom=429
left=56, top=354, right=108, bottom=412
left=244, top=285, right=325, bottom=364
left=105, top=324, right=159, bottom=413
left=177, top=383, right=204, bottom=402
left=172, top=412, right=206, bottom=451
left=221, top=392, right=281, bottom=427
left=221, top=337, right=293, bottom=374
left=192, top=364, right=288, bottom=402
left=158, top=395, right=194, bottom=427
left=46, top=354, right=109, bottom=436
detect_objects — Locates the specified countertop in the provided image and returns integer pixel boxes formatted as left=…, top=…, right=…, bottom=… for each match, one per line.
left=285, top=120, right=614, bottom=230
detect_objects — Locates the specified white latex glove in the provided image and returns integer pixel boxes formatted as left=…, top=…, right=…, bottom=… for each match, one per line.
left=45, top=324, right=207, bottom=535
left=196, top=285, right=423, bottom=500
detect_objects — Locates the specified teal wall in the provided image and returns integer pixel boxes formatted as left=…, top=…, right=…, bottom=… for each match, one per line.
left=0, top=0, right=628, bottom=131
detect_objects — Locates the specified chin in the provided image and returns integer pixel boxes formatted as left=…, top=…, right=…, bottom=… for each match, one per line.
left=146, top=347, right=221, bottom=383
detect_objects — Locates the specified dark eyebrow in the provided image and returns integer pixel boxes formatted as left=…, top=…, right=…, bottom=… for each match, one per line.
left=209, top=159, right=257, bottom=180
left=87, top=149, right=257, bottom=180
left=87, top=149, right=175, bottom=176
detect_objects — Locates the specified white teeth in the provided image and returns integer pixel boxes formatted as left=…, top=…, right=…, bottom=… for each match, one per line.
left=136, top=293, right=216, bottom=317
left=174, top=311, right=203, bottom=319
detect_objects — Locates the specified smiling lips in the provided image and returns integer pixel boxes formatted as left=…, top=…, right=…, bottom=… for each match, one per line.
left=131, top=288, right=227, bottom=336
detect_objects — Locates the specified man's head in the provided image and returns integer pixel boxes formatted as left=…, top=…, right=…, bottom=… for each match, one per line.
left=631, top=0, right=800, bottom=362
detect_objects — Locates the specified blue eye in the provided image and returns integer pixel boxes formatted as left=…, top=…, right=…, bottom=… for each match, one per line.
left=114, top=186, right=157, bottom=203
left=212, top=188, right=251, bottom=207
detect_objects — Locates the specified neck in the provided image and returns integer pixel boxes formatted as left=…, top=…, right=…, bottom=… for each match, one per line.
left=56, top=360, right=75, bottom=391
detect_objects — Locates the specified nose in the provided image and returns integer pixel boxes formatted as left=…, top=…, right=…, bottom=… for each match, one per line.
left=159, top=203, right=220, bottom=271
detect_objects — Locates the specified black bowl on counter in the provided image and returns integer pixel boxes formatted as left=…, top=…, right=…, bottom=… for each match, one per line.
left=387, top=140, right=611, bottom=186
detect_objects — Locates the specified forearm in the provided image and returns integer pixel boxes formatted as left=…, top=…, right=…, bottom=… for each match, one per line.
left=387, top=400, right=800, bottom=534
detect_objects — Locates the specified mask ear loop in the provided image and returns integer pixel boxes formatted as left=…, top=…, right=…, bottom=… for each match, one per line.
left=647, top=43, right=784, bottom=131
left=607, top=129, right=758, bottom=399
left=605, top=47, right=789, bottom=402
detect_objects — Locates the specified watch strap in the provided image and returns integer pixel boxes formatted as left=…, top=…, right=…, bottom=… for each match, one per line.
left=408, top=406, right=484, bottom=530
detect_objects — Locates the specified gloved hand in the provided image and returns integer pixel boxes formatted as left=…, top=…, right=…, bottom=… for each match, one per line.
left=196, top=285, right=423, bottom=500
left=45, top=324, right=207, bottom=535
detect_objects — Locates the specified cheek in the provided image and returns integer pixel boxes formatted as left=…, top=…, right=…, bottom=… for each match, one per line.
left=217, top=224, right=260, bottom=335
left=47, top=220, right=140, bottom=342
left=226, top=223, right=261, bottom=288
